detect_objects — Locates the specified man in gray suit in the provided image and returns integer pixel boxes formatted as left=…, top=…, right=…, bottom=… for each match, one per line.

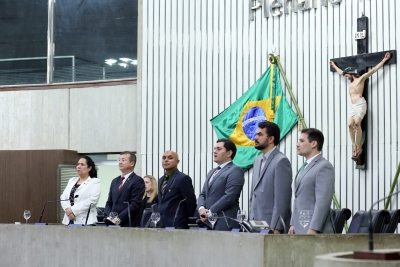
left=249, top=121, right=292, bottom=234
left=197, top=138, right=245, bottom=231
left=288, top=128, right=335, bottom=234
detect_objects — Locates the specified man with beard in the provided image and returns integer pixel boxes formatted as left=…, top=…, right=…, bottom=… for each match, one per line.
left=330, top=52, right=390, bottom=160
left=249, top=121, right=292, bottom=233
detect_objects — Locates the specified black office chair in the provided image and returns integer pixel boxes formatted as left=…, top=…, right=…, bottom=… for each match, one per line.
left=151, top=203, right=159, bottom=213
left=348, top=210, right=390, bottom=233
left=140, top=208, right=153, bottom=228
left=331, top=208, right=351, bottom=233
left=96, top=207, right=105, bottom=222
left=383, top=210, right=400, bottom=233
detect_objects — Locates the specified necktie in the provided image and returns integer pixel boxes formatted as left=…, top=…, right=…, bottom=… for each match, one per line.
left=260, top=156, right=266, bottom=177
left=118, top=176, right=125, bottom=192
left=209, top=166, right=221, bottom=184
left=161, top=175, right=169, bottom=195
left=296, top=162, right=308, bottom=186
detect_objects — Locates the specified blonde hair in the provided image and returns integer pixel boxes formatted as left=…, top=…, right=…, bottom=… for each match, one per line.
left=143, top=175, right=158, bottom=203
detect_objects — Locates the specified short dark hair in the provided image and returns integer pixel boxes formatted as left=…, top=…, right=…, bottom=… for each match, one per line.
left=301, top=128, right=324, bottom=151
left=80, top=155, right=98, bottom=178
left=258, top=121, right=281, bottom=146
left=216, top=138, right=237, bottom=159
left=120, top=151, right=136, bottom=163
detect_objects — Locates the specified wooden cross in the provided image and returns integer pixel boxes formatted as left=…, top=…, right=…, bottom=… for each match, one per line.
left=330, top=15, right=396, bottom=169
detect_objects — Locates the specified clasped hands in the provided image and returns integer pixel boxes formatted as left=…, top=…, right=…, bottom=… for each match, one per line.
left=65, top=207, right=76, bottom=221
left=106, top=216, right=121, bottom=225
left=199, top=208, right=211, bottom=223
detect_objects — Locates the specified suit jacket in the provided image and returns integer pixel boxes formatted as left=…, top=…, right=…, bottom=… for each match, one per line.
left=158, top=170, right=197, bottom=229
left=197, top=162, right=245, bottom=231
left=60, top=176, right=101, bottom=225
left=104, top=172, right=145, bottom=227
left=249, top=148, right=292, bottom=232
left=290, top=154, right=335, bottom=234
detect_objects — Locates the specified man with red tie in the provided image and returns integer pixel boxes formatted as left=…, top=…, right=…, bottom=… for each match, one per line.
left=104, top=151, right=145, bottom=227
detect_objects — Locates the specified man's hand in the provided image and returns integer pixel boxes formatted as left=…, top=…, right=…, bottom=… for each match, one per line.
left=329, top=61, right=334, bottom=66
left=288, top=226, right=295, bottom=234
left=272, top=229, right=281, bottom=234
left=199, top=208, right=209, bottom=223
left=385, top=52, right=391, bottom=60
left=114, top=217, right=121, bottom=226
left=307, top=229, right=318, bottom=234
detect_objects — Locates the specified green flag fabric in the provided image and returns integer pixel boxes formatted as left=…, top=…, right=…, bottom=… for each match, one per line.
left=210, top=55, right=298, bottom=170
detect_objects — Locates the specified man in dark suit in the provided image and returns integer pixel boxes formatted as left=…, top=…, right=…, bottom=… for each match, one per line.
left=158, top=150, right=197, bottom=229
left=249, top=121, right=292, bottom=234
left=198, top=138, right=245, bottom=231
left=104, top=151, right=145, bottom=227
left=288, top=128, right=335, bottom=234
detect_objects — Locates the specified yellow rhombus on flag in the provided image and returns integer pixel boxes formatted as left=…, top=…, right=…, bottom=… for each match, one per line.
left=210, top=54, right=298, bottom=170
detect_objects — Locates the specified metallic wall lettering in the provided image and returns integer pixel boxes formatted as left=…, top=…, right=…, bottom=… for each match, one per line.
left=270, top=0, right=283, bottom=16
left=251, top=0, right=340, bottom=21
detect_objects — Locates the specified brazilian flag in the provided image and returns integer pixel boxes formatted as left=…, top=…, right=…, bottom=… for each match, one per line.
left=210, top=55, right=298, bottom=170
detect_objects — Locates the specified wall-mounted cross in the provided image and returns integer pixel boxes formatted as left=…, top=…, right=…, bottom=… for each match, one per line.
left=329, top=15, right=396, bottom=169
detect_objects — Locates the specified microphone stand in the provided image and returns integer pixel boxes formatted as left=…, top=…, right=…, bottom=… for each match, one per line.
left=219, top=211, right=252, bottom=232
left=38, top=197, right=77, bottom=224
left=84, top=203, right=92, bottom=226
left=172, top=198, right=186, bottom=228
left=354, top=189, right=400, bottom=260
left=123, top=201, right=131, bottom=227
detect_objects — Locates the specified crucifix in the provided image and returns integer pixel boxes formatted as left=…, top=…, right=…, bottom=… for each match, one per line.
left=329, top=15, right=397, bottom=169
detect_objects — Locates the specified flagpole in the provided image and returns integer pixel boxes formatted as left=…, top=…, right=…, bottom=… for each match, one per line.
left=272, top=53, right=345, bottom=230
left=272, top=55, right=306, bottom=130
left=384, top=162, right=400, bottom=209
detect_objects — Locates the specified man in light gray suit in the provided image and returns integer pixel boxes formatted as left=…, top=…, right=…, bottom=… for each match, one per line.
left=288, top=128, right=335, bottom=234
left=198, top=138, right=245, bottom=231
left=249, top=121, right=292, bottom=234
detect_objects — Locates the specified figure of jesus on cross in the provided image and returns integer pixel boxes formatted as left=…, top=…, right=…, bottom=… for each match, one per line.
left=330, top=52, right=390, bottom=160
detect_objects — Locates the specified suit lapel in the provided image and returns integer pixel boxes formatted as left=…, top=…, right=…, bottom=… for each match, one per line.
left=161, top=171, right=178, bottom=200
left=75, top=177, right=92, bottom=193
left=208, top=163, right=231, bottom=188
left=295, top=155, right=322, bottom=192
left=254, top=149, right=278, bottom=190
left=115, top=174, right=133, bottom=202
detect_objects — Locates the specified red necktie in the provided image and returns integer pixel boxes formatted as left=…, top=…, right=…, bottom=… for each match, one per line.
left=118, top=176, right=125, bottom=192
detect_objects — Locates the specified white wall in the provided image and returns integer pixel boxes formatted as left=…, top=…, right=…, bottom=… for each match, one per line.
left=0, top=83, right=142, bottom=174
left=140, top=0, right=400, bottom=216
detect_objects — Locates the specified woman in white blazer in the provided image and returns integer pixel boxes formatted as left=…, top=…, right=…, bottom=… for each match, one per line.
left=60, top=156, right=101, bottom=225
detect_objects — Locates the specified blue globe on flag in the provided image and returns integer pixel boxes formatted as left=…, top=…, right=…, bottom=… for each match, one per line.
left=242, top=107, right=267, bottom=140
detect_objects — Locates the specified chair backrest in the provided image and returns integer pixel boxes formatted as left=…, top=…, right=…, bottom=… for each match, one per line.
left=96, top=207, right=105, bottom=222
left=151, top=203, right=159, bottom=213
left=331, top=208, right=351, bottom=233
left=140, top=208, right=152, bottom=228
left=348, top=210, right=391, bottom=234
left=383, top=210, right=400, bottom=233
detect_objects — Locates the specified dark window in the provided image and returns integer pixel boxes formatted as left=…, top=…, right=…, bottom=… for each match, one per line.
left=0, top=0, right=138, bottom=86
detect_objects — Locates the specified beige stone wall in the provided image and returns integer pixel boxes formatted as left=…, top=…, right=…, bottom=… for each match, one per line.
left=1, top=224, right=400, bottom=267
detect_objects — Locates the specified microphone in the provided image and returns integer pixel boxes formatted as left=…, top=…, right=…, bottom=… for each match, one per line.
left=368, top=189, right=400, bottom=251
left=38, top=195, right=79, bottom=223
left=172, top=198, right=186, bottom=228
left=84, top=203, right=92, bottom=226
left=123, top=201, right=131, bottom=227
left=219, top=211, right=255, bottom=232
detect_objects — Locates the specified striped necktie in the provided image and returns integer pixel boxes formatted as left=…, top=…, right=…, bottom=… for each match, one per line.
left=209, top=166, right=221, bottom=184
left=118, top=176, right=125, bottom=192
